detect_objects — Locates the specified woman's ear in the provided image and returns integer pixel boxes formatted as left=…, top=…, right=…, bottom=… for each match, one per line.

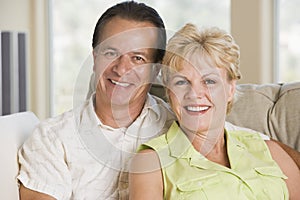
left=228, top=80, right=236, bottom=102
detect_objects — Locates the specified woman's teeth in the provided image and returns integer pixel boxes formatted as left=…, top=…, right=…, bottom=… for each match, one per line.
left=186, top=106, right=209, bottom=112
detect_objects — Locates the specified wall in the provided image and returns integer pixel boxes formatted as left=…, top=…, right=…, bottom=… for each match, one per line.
left=0, top=0, right=50, bottom=119
left=0, top=0, right=276, bottom=118
left=231, top=0, right=275, bottom=84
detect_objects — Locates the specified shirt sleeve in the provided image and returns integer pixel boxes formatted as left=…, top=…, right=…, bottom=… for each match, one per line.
left=17, top=123, right=72, bottom=199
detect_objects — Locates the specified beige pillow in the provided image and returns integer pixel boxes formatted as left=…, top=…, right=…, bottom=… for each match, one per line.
left=226, top=84, right=281, bottom=139
left=269, top=82, right=300, bottom=151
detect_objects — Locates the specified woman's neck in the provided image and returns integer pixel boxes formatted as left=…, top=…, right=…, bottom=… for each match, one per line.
left=184, top=126, right=230, bottom=167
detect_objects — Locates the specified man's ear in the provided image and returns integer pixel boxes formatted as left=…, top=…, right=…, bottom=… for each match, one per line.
left=92, top=49, right=97, bottom=71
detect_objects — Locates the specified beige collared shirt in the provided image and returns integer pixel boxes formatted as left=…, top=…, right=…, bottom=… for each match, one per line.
left=17, top=93, right=175, bottom=200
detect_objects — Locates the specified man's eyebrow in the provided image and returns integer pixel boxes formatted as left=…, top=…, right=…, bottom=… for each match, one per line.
left=131, top=50, right=148, bottom=55
left=99, top=45, right=117, bottom=51
left=130, top=50, right=153, bottom=59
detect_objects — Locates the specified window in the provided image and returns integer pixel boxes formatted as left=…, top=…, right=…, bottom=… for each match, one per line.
left=277, top=0, right=300, bottom=82
left=51, top=0, right=230, bottom=116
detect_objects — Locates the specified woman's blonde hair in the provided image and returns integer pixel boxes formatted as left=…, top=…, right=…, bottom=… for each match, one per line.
left=162, top=23, right=241, bottom=113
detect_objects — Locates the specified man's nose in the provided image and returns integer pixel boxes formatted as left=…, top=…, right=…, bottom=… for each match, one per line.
left=112, top=54, right=132, bottom=76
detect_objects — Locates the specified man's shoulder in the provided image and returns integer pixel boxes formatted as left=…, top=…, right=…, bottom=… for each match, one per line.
left=149, top=94, right=168, bottom=105
left=148, top=94, right=174, bottom=115
left=39, top=99, right=91, bottom=131
left=41, top=109, right=75, bottom=128
left=148, top=94, right=176, bottom=128
left=35, top=109, right=76, bottom=137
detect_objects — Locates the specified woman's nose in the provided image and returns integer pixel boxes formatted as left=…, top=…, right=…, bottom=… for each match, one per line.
left=185, top=83, right=207, bottom=99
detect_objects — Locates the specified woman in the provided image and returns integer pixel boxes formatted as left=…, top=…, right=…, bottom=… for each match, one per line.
left=129, top=24, right=300, bottom=199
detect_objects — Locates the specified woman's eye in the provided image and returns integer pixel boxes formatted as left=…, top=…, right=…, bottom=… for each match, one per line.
left=175, top=80, right=188, bottom=85
left=204, top=79, right=216, bottom=85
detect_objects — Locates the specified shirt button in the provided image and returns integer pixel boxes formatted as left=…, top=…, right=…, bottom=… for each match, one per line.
left=121, top=182, right=128, bottom=190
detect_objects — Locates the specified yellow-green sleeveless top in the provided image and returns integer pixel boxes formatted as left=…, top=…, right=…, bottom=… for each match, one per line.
left=138, top=122, right=289, bottom=200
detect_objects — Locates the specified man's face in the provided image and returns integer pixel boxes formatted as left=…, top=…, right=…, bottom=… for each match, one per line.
left=93, top=17, right=159, bottom=106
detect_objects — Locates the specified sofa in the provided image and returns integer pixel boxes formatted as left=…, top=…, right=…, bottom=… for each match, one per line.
left=0, top=112, right=40, bottom=199
left=151, top=81, right=300, bottom=151
left=1, top=81, right=299, bottom=199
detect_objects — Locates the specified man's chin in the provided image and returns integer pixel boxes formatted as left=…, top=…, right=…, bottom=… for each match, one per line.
left=110, top=95, right=131, bottom=107
left=109, top=85, right=150, bottom=108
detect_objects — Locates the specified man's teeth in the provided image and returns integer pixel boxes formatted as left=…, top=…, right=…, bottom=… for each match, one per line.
left=186, top=106, right=209, bottom=112
left=111, top=79, right=130, bottom=87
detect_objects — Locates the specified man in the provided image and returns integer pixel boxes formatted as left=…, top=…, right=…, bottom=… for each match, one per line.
left=18, top=1, right=300, bottom=200
left=18, top=1, right=174, bottom=199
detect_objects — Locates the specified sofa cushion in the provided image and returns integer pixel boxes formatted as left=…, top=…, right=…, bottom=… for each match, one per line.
left=226, top=82, right=300, bottom=151
left=226, top=84, right=281, bottom=139
left=269, top=82, right=300, bottom=150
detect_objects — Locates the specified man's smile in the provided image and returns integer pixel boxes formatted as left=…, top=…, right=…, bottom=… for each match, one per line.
left=109, top=79, right=131, bottom=87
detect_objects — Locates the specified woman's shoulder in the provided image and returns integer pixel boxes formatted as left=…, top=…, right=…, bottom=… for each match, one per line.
left=138, top=133, right=169, bottom=153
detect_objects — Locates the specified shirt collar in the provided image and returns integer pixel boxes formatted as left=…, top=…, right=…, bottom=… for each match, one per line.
left=75, top=92, right=170, bottom=170
left=166, top=121, right=195, bottom=159
left=79, top=92, right=166, bottom=132
left=73, top=92, right=99, bottom=133
left=126, top=94, right=169, bottom=138
left=138, top=93, right=162, bottom=119
left=166, top=122, right=247, bottom=164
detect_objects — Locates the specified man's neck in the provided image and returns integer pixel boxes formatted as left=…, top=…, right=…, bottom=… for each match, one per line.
left=94, top=93, right=148, bottom=129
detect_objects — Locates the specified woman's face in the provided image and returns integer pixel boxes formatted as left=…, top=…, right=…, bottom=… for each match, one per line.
left=167, top=53, right=236, bottom=135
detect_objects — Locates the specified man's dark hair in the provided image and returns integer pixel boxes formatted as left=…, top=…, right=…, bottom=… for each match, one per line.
left=92, top=1, right=166, bottom=62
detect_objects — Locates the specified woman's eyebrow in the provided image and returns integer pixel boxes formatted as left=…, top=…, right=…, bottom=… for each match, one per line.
left=171, top=74, right=186, bottom=79
left=201, top=72, right=219, bottom=78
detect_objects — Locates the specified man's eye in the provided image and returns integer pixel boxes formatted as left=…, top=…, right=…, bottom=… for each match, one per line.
left=101, top=50, right=118, bottom=59
left=133, top=56, right=146, bottom=63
